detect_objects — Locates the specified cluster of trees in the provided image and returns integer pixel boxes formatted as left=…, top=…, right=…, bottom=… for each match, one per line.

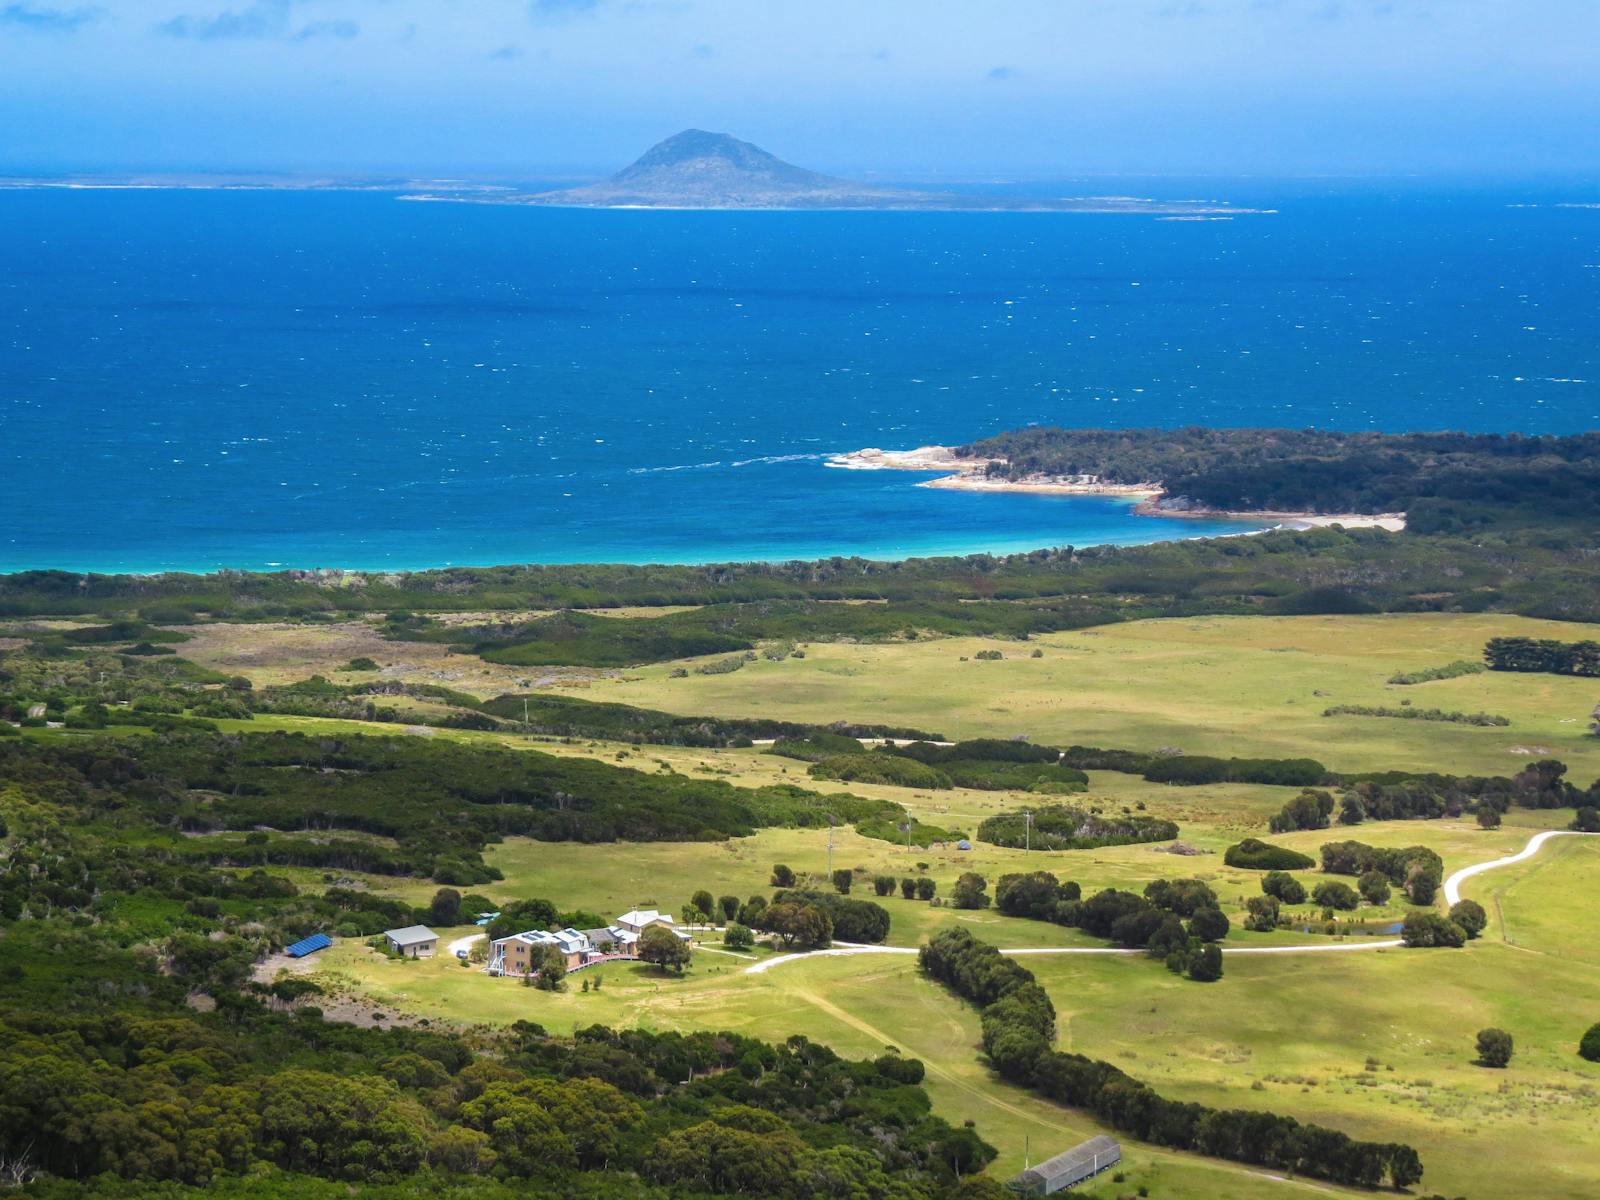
left=1142, top=755, right=1328, bottom=788
left=977, top=803, right=1178, bottom=851
left=0, top=994, right=990, bottom=1197
left=991, top=872, right=1225, bottom=980
left=767, top=889, right=892, bottom=943
left=919, top=928, right=1423, bottom=1189
left=1319, top=842, right=1444, bottom=905
left=1268, top=789, right=1334, bottom=833
left=1334, top=759, right=1594, bottom=825
left=804, top=738, right=1092, bottom=795
left=1484, top=636, right=1600, bottom=677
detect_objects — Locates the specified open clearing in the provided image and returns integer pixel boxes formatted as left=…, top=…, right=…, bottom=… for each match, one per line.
left=583, top=612, right=1599, bottom=780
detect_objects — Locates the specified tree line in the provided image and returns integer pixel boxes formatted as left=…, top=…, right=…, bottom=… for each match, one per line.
left=918, top=927, right=1423, bottom=1189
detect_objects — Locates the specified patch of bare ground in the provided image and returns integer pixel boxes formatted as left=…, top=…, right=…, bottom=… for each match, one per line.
left=173, top=619, right=606, bottom=697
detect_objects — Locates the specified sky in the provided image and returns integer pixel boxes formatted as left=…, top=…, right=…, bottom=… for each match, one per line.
left=2, top=0, right=1598, bottom=177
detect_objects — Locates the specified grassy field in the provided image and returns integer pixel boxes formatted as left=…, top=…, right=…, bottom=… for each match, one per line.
left=307, top=837, right=1600, bottom=1199
left=227, top=609, right=1600, bottom=1198
left=582, top=612, right=1599, bottom=781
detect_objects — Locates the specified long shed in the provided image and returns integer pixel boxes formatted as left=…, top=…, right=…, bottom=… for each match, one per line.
left=1010, top=1136, right=1121, bottom=1195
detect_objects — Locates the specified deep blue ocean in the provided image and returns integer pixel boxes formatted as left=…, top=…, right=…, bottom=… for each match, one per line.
left=1, top=181, right=1595, bottom=573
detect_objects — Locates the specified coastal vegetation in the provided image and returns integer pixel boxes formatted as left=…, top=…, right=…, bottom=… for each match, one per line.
left=957, top=426, right=1600, bottom=527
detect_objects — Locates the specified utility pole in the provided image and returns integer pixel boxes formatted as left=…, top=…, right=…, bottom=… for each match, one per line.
left=522, top=697, right=529, bottom=731
left=1024, top=808, right=1032, bottom=853
left=827, top=817, right=835, bottom=878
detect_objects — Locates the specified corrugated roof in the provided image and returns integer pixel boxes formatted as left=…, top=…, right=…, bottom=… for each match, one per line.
left=384, top=925, right=438, bottom=945
left=1018, top=1136, right=1120, bottom=1183
left=284, top=933, right=332, bottom=958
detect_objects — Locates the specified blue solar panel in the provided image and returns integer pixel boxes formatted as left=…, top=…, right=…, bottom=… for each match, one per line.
left=285, top=933, right=332, bottom=958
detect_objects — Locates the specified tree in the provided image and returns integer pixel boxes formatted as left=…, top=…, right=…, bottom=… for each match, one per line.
left=951, top=872, right=990, bottom=910
left=1475, top=1027, right=1513, bottom=1068
left=1311, top=881, right=1359, bottom=911
left=1189, top=906, right=1230, bottom=943
left=900, top=877, right=917, bottom=900
left=1404, top=863, right=1442, bottom=905
left=1579, top=1022, right=1600, bottom=1062
left=531, top=944, right=566, bottom=991
left=718, top=894, right=741, bottom=922
left=1475, top=806, right=1503, bottom=829
left=873, top=874, right=895, bottom=897
left=1356, top=871, right=1391, bottom=906
left=723, top=922, right=753, bottom=950
left=1448, top=899, right=1488, bottom=939
left=1571, top=806, right=1600, bottom=833
left=1269, top=788, right=1334, bottom=833
left=771, top=864, right=796, bottom=888
left=690, top=890, right=715, bottom=921
left=737, top=895, right=767, bottom=925
left=831, top=869, right=853, bottom=894
left=915, top=877, right=936, bottom=901
left=638, top=925, right=691, bottom=973
left=759, top=902, right=832, bottom=949
left=1401, top=911, right=1467, bottom=948
left=1261, top=871, right=1306, bottom=904
left=1244, top=894, right=1280, bottom=932
left=1187, top=943, right=1223, bottom=982
left=428, top=887, right=462, bottom=926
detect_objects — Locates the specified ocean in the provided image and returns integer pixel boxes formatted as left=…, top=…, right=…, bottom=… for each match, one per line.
left=1, top=181, right=1595, bottom=574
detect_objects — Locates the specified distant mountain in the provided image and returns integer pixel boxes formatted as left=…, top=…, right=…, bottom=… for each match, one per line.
left=526, top=129, right=929, bottom=209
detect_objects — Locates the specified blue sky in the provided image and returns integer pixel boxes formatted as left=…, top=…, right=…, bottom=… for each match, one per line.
left=2, top=0, right=1597, bottom=176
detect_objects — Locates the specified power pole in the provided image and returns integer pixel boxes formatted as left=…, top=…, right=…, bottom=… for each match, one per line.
left=523, top=697, right=529, bottom=731
left=1024, top=808, right=1032, bottom=853
left=827, top=817, right=835, bottom=878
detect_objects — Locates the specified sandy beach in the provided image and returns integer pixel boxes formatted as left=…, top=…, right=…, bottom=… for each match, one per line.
left=827, top=445, right=1407, bottom=532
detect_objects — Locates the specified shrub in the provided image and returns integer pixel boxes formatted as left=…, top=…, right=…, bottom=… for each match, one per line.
left=1449, top=899, right=1488, bottom=939
left=1476, top=806, right=1503, bottom=829
left=900, top=877, right=917, bottom=900
left=771, top=864, right=796, bottom=888
left=1187, top=943, right=1224, bottom=982
left=831, top=869, right=853, bottom=895
left=1476, top=1027, right=1513, bottom=1068
left=1188, top=907, right=1230, bottom=943
left=979, top=804, right=1175, bottom=851
left=1580, top=1022, right=1600, bottom=1062
left=723, top=922, right=753, bottom=950
left=1261, top=871, right=1307, bottom=904
left=809, top=753, right=952, bottom=790
left=873, top=874, right=896, bottom=896
left=1402, top=911, right=1467, bottom=948
left=1244, top=895, right=1280, bottom=932
left=1269, top=789, right=1335, bottom=833
left=1571, top=806, right=1600, bottom=833
left=1357, top=871, right=1391, bottom=906
left=915, top=877, right=936, bottom=901
left=951, top=872, right=990, bottom=910
left=1224, top=838, right=1316, bottom=871
left=1311, top=881, right=1360, bottom=911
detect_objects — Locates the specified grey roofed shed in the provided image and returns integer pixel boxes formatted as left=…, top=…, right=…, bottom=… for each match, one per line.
left=1011, top=1136, right=1121, bottom=1195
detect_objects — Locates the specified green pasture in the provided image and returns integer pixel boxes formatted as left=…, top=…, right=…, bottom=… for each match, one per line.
left=584, top=613, right=1600, bottom=781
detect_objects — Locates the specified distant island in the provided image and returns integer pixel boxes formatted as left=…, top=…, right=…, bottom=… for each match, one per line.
left=407, top=129, right=1265, bottom=215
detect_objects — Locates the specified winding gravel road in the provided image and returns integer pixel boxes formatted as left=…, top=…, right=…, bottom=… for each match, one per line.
left=744, top=828, right=1597, bottom=976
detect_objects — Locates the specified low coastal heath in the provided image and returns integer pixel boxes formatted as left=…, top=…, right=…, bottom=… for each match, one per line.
left=826, top=445, right=1407, bottom=532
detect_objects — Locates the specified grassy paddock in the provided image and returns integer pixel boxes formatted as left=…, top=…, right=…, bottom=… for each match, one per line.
left=584, top=613, right=1600, bottom=781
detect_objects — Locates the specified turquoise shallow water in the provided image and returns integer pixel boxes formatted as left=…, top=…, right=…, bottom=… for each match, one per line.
left=0, top=182, right=1595, bottom=572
